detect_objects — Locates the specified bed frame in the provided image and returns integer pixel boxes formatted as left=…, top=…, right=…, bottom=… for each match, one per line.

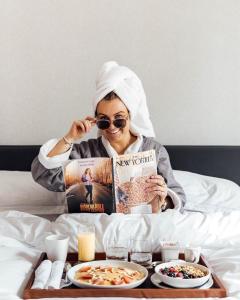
left=0, top=145, right=240, bottom=185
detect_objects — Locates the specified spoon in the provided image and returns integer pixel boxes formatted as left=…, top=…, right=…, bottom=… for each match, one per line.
left=64, top=262, right=72, bottom=283
left=151, top=261, right=162, bottom=268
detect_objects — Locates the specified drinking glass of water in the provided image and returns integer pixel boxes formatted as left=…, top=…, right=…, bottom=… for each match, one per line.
left=105, top=239, right=129, bottom=261
left=130, top=239, right=152, bottom=268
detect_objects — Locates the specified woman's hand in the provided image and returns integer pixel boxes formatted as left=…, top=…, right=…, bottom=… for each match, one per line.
left=65, top=116, right=96, bottom=142
left=145, top=175, right=168, bottom=201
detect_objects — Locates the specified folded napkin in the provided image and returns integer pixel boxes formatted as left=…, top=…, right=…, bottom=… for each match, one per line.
left=31, top=259, right=52, bottom=289
left=46, top=260, right=65, bottom=289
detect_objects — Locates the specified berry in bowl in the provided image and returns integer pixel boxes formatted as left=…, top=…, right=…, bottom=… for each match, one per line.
left=155, top=261, right=211, bottom=288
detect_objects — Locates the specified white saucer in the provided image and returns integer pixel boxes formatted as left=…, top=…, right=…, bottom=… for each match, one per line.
left=151, top=273, right=214, bottom=289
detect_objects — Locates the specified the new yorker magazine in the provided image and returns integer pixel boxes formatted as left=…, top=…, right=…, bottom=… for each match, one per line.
left=113, top=149, right=158, bottom=214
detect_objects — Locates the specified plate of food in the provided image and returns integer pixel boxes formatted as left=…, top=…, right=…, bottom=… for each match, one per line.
left=154, top=261, right=211, bottom=288
left=67, top=260, right=148, bottom=289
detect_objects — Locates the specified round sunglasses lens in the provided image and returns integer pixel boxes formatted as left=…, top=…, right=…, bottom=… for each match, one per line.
left=113, top=119, right=127, bottom=128
left=96, top=120, right=110, bottom=130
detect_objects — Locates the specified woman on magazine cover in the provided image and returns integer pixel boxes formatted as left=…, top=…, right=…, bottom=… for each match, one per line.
left=82, top=168, right=94, bottom=204
left=31, top=61, right=186, bottom=212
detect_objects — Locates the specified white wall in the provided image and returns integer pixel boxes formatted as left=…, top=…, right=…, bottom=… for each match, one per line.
left=1, top=0, right=240, bottom=145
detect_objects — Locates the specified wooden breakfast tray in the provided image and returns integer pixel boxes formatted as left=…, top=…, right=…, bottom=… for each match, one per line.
left=23, top=252, right=227, bottom=299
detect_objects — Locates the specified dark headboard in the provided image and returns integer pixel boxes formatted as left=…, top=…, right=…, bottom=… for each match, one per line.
left=0, top=145, right=240, bottom=185
left=166, top=146, right=240, bottom=186
left=0, top=146, right=40, bottom=171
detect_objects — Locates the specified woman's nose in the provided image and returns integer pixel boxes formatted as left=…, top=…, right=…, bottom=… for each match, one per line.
left=108, top=121, right=116, bottom=129
left=107, top=119, right=116, bottom=129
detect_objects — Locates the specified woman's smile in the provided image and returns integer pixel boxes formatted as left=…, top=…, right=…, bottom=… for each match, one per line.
left=106, top=128, right=121, bottom=135
left=106, top=128, right=122, bottom=139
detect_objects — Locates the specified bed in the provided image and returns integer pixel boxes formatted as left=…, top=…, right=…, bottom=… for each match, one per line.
left=0, top=145, right=240, bottom=300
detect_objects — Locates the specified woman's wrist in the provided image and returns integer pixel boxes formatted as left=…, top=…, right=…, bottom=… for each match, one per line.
left=63, top=135, right=74, bottom=144
left=62, top=136, right=74, bottom=148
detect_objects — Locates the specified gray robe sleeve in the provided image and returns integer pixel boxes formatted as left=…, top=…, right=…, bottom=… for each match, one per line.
left=31, top=143, right=87, bottom=192
left=31, top=138, right=107, bottom=192
left=31, top=156, right=65, bottom=192
left=156, top=145, right=186, bottom=207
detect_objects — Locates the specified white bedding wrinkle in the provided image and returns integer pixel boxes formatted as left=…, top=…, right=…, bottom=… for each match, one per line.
left=0, top=211, right=52, bottom=248
left=0, top=293, right=21, bottom=300
left=0, top=237, right=42, bottom=298
left=205, top=248, right=240, bottom=298
left=54, top=210, right=240, bottom=252
left=148, top=210, right=240, bottom=249
left=173, top=170, right=240, bottom=213
left=0, top=210, right=240, bottom=299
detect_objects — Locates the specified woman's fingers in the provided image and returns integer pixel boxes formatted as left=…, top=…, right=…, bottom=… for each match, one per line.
left=83, top=117, right=97, bottom=132
left=82, top=120, right=91, bottom=132
left=145, top=184, right=166, bottom=193
left=146, top=178, right=165, bottom=185
left=146, top=175, right=166, bottom=186
left=86, top=116, right=97, bottom=125
left=75, top=117, right=95, bottom=133
left=66, top=116, right=96, bottom=142
left=145, top=175, right=167, bottom=199
left=146, top=187, right=167, bottom=197
left=149, top=175, right=164, bottom=179
left=75, top=120, right=86, bottom=132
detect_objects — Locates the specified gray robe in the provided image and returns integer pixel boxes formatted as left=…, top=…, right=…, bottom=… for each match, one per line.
left=31, top=136, right=186, bottom=207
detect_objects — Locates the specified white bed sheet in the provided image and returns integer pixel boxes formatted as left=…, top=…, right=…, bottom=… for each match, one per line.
left=0, top=210, right=240, bottom=300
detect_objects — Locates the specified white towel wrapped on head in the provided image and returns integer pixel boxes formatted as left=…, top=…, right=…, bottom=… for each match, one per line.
left=94, top=61, right=155, bottom=138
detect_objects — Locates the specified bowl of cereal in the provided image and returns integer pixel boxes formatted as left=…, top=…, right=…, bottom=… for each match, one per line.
left=155, top=261, right=211, bottom=288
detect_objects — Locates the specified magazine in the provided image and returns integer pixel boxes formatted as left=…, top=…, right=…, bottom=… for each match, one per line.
left=63, top=157, right=114, bottom=214
left=113, top=149, right=158, bottom=213
left=63, top=149, right=158, bottom=214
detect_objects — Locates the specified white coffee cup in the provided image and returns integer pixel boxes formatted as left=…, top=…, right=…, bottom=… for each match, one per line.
left=45, top=234, right=69, bottom=262
left=184, top=246, right=201, bottom=263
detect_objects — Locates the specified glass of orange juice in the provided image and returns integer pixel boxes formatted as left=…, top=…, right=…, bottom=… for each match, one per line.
left=78, top=224, right=95, bottom=261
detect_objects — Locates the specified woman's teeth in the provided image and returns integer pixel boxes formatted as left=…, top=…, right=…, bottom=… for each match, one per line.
left=108, top=129, right=120, bottom=135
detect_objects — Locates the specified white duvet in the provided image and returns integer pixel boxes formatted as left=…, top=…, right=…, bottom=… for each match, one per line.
left=0, top=210, right=240, bottom=300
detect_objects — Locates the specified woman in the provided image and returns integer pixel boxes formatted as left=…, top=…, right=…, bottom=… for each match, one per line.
left=32, top=61, right=186, bottom=212
left=82, top=168, right=94, bottom=204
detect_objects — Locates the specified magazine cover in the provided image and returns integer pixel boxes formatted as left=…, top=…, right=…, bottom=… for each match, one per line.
left=63, top=157, right=114, bottom=214
left=113, top=149, right=159, bottom=213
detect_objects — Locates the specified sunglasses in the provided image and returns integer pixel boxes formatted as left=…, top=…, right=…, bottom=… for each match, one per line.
left=96, top=118, right=127, bottom=130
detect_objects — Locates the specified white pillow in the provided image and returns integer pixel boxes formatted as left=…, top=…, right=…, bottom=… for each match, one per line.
left=173, top=170, right=240, bottom=213
left=0, top=171, right=65, bottom=215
